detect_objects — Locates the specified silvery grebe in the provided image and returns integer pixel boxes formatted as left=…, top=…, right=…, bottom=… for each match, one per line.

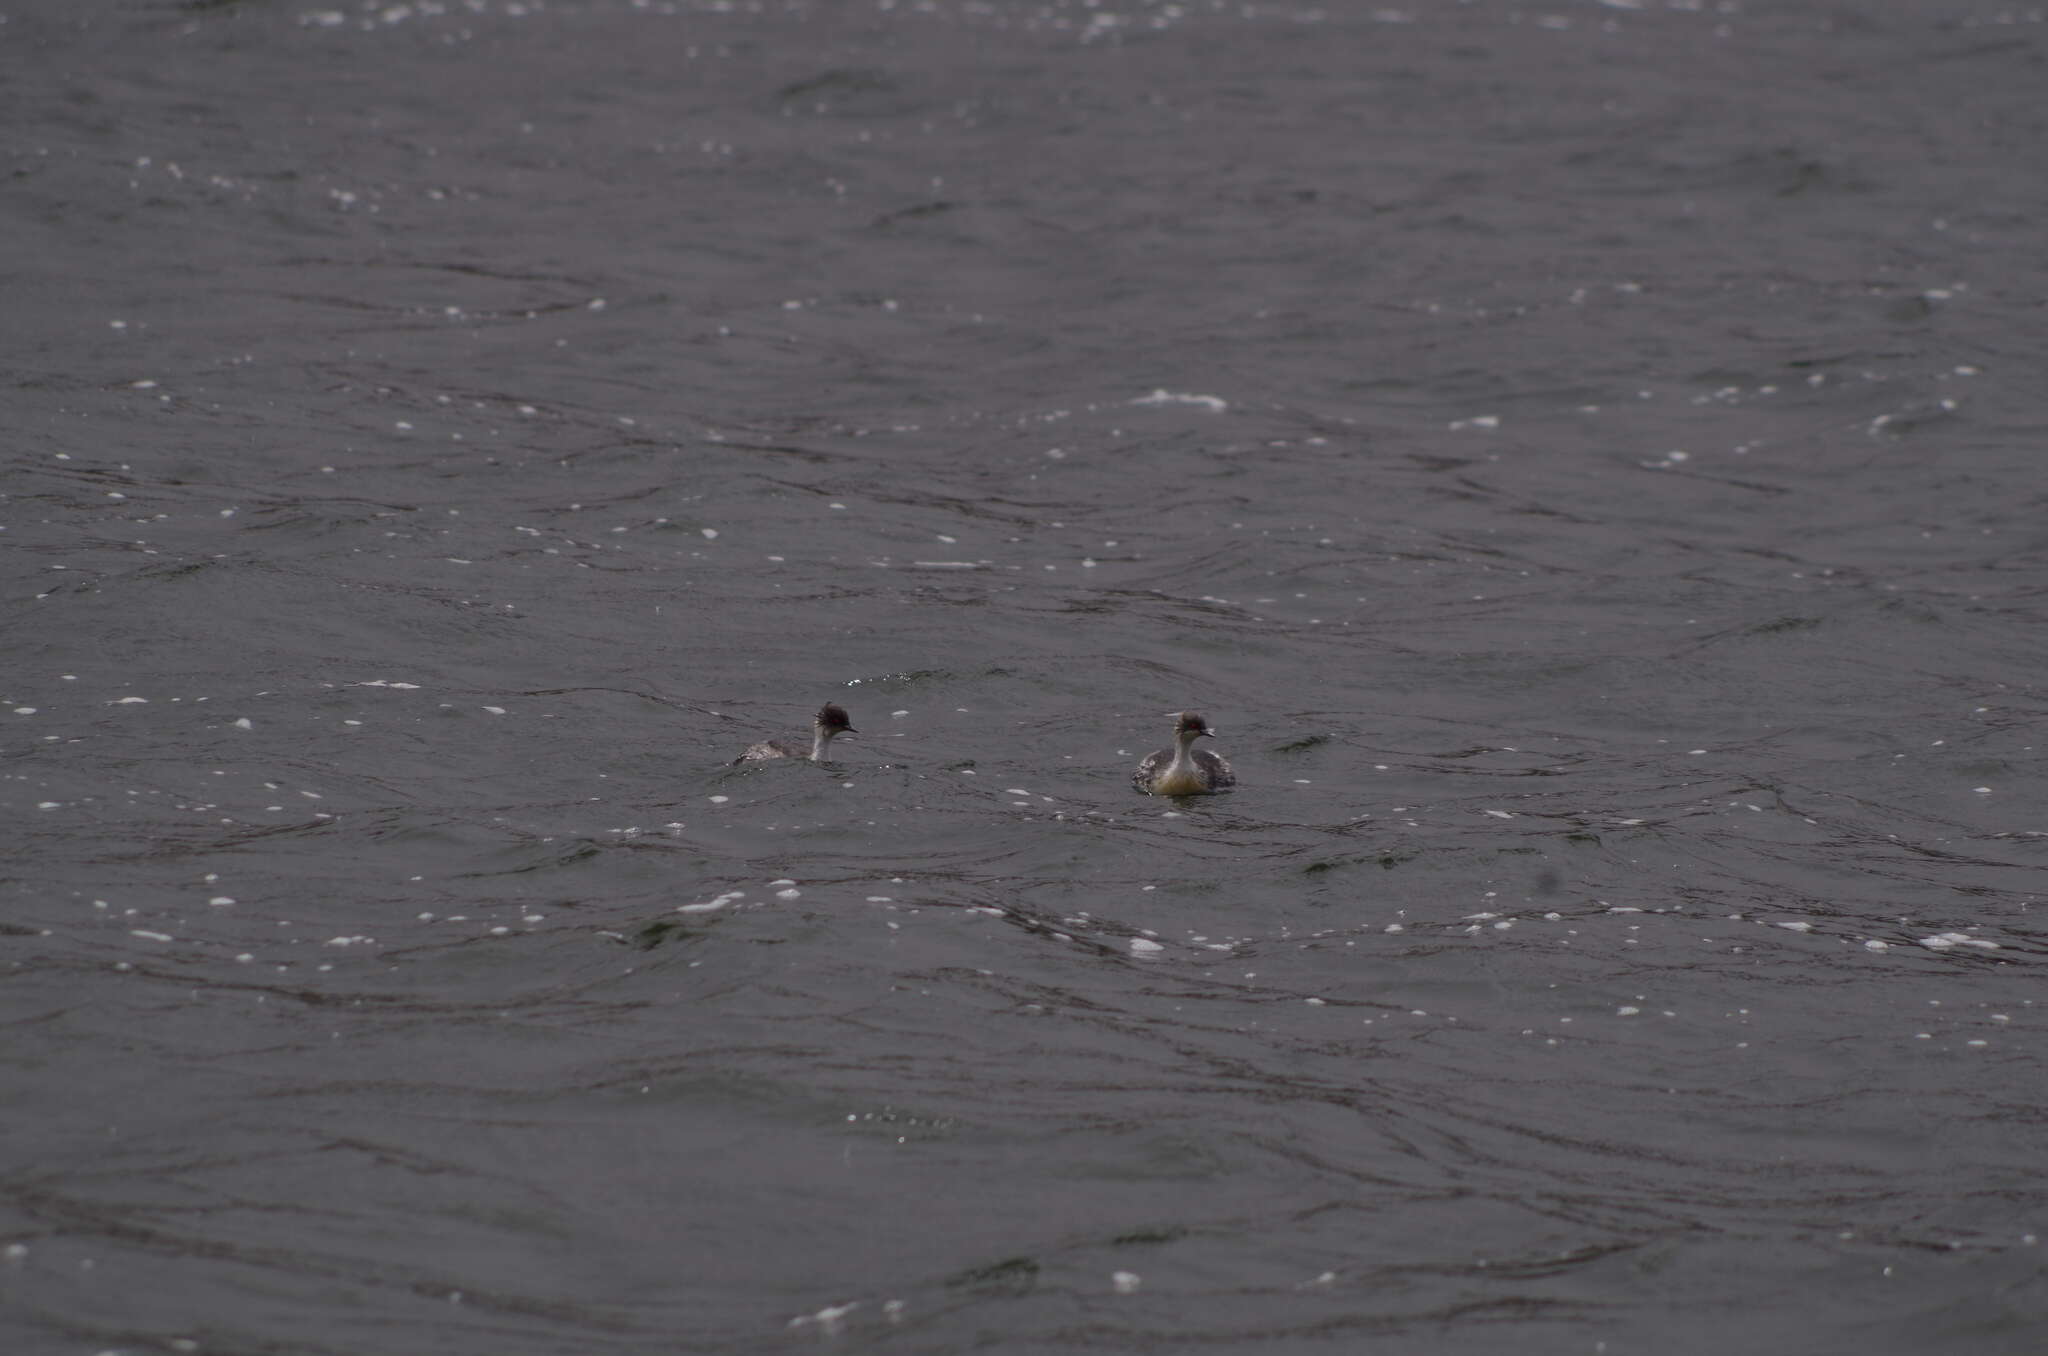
left=1132, top=711, right=1235, bottom=795
left=732, top=703, right=856, bottom=764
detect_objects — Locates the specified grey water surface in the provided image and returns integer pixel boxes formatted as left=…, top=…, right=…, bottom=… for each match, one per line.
left=4, top=0, right=2047, bottom=1352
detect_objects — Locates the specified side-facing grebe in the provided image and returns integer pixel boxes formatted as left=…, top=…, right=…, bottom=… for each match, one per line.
left=732, top=703, right=856, bottom=764
left=1132, top=711, right=1235, bottom=795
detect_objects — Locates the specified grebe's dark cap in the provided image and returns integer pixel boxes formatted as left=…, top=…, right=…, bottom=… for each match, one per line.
left=817, top=703, right=856, bottom=732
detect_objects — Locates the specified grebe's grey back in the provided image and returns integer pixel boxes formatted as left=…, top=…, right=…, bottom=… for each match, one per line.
left=732, top=703, right=856, bottom=764
left=1132, top=711, right=1234, bottom=795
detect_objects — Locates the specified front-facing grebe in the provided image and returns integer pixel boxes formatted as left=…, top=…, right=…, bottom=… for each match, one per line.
left=1132, top=711, right=1235, bottom=795
left=732, top=703, right=856, bottom=764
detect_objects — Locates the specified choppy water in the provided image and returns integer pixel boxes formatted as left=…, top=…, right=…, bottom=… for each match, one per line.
left=5, top=0, right=2047, bottom=1352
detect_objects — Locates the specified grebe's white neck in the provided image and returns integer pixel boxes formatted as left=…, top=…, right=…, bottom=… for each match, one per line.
left=806, top=704, right=856, bottom=760
left=1164, top=726, right=1206, bottom=778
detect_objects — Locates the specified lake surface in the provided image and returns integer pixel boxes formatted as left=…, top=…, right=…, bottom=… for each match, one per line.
left=4, top=1, right=2045, bottom=1352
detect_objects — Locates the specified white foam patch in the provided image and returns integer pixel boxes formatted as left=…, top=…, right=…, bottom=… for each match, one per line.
left=1920, top=933, right=1998, bottom=952
left=1132, top=388, right=1228, bottom=413
left=1129, top=937, right=1164, bottom=956
left=788, top=1301, right=859, bottom=1331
